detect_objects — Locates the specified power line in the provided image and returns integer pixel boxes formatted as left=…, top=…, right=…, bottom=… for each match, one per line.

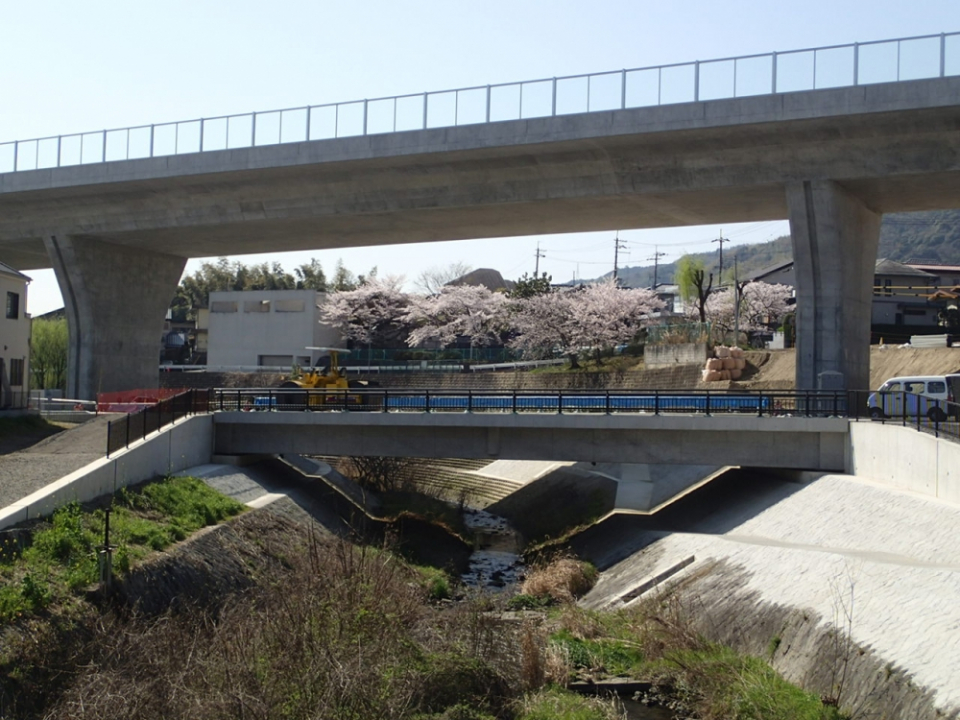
left=713, top=230, right=728, bottom=286
left=534, top=241, right=546, bottom=276
left=613, top=232, right=628, bottom=283
left=647, top=247, right=667, bottom=290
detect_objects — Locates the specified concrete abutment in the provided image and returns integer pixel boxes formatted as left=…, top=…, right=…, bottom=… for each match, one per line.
left=45, top=234, right=185, bottom=399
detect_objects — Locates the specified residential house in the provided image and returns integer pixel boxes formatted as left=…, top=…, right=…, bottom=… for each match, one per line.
left=0, top=262, right=30, bottom=409
left=206, top=289, right=343, bottom=369
left=748, top=258, right=957, bottom=340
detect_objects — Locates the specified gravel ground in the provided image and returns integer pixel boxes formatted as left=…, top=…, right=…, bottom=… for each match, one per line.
left=0, top=416, right=111, bottom=509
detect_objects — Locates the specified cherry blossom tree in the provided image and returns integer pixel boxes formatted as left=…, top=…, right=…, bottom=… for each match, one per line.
left=698, top=282, right=792, bottom=338
left=509, top=280, right=663, bottom=366
left=319, top=276, right=411, bottom=347
left=404, top=284, right=507, bottom=352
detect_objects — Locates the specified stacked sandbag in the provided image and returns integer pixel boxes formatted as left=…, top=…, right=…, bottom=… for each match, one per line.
left=701, top=345, right=745, bottom=382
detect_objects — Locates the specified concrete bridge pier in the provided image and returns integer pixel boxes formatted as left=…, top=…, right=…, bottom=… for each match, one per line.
left=787, top=180, right=881, bottom=392
left=44, top=234, right=186, bottom=399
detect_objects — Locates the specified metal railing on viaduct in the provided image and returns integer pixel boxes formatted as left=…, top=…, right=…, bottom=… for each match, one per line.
left=4, top=32, right=958, bottom=174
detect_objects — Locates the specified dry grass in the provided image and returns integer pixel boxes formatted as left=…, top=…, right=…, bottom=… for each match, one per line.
left=520, top=557, right=598, bottom=604
left=20, top=518, right=537, bottom=720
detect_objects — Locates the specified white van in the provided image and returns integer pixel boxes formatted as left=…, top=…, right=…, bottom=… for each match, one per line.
left=867, top=375, right=960, bottom=421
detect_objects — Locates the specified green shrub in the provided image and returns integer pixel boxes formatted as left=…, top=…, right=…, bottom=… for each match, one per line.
left=506, top=593, right=554, bottom=611
left=515, top=686, right=624, bottom=720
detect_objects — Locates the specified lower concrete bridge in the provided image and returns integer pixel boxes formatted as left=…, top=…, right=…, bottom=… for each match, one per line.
left=212, top=409, right=849, bottom=471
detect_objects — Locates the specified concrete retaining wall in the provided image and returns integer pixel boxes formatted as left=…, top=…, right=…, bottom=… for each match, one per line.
left=644, top=343, right=710, bottom=368
left=847, top=421, right=960, bottom=504
left=0, top=415, right=214, bottom=530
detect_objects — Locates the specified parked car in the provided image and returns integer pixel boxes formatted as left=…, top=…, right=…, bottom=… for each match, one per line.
left=867, top=375, right=960, bottom=421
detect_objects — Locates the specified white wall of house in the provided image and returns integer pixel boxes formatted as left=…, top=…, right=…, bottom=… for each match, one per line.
left=0, top=264, right=31, bottom=406
left=206, top=290, right=343, bottom=368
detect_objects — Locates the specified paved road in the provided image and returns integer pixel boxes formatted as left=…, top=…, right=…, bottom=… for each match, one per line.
left=0, top=416, right=110, bottom=509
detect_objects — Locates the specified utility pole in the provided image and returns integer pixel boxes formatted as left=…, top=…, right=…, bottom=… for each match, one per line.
left=647, top=247, right=666, bottom=290
left=534, top=241, right=546, bottom=277
left=613, top=233, right=628, bottom=284
left=713, top=230, right=728, bottom=287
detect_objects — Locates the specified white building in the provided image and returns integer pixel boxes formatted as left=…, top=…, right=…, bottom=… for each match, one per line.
left=206, top=290, right=343, bottom=368
left=0, top=262, right=30, bottom=408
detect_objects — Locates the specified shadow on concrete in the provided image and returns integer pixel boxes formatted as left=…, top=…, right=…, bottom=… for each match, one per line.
left=571, top=468, right=810, bottom=570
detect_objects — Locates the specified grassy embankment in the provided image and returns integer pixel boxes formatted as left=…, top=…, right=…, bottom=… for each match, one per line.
left=0, top=476, right=245, bottom=622
left=1, top=477, right=849, bottom=720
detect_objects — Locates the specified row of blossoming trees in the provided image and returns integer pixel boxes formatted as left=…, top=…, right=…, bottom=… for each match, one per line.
left=319, top=275, right=794, bottom=365
left=320, top=277, right=664, bottom=366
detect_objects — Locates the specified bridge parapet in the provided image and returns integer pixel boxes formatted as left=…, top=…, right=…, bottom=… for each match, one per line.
left=2, top=32, right=957, bottom=174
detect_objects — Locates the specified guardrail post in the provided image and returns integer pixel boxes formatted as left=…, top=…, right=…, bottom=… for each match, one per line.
left=101, top=132, right=106, bottom=162
left=654, top=389, right=660, bottom=416
left=251, top=113, right=257, bottom=146
left=106, top=420, right=112, bottom=458
left=853, top=43, right=860, bottom=85
left=605, top=390, right=610, bottom=415
left=704, top=391, right=711, bottom=417
left=512, top=389, right=517, bottom=414
left=57, top=136, right=62, bottom=167
left=772, top=52, right=778, bottom=93
left=941, top=33, right=947, bottom=77
left=12, top=141, right=17, bottom=171
left=200, top=118, right=205, bottom=150
left=758, top=391, right=764, bottom=417
left=552, top=78, right=557, bottom=116
left=468, top=390, right=473, bottom=413
left=423, top=92, right=429, bottom=130
left=149, top=125, right=155, bottom=157
left=425, top=389, right=430, bottom=413
left=694, top=61, right=700, bottom=101
left=486, top=85, right=491, bottom=123
left=558, top=390, right=563, bottom=415
left=621, top=69, right=627, bottom=109
left=363, top=99, right=368, bottom=135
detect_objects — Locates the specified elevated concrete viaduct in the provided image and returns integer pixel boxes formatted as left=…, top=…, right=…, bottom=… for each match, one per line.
left=2, top=75, right=960, bottom=397
left=213, top=411, right=849, bottom=471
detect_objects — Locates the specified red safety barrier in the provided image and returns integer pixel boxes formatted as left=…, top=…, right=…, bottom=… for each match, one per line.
left=97, top=387, right=187, bottom=413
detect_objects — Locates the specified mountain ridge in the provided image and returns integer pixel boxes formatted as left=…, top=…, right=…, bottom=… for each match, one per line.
left=592, top=210, right=960, bottom=288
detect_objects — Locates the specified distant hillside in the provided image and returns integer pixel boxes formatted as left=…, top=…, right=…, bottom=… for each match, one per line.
left=598, top=209, right=960, bottom=288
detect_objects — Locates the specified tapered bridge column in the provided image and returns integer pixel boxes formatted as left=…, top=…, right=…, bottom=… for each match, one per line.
left=786, top=181, right=881, bottom=391
left=44, top=235, right=186, bottom=399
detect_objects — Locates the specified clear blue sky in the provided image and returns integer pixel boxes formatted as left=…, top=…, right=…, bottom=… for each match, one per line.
left=1, top=0, right=955, bottom=314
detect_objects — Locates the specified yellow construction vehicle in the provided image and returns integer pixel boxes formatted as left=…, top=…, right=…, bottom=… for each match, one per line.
left=278, top=347, right=380, bottom=408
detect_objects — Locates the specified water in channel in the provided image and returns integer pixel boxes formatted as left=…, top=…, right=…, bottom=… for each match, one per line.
left=460, top=508, right=524, bottom=590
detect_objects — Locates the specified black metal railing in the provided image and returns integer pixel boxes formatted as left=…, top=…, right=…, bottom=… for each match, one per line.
left=211, top=387, right=852, bottom=418
left=106, top=389, right=211, bottom=457
left=847, top=389, right=960, bottom=442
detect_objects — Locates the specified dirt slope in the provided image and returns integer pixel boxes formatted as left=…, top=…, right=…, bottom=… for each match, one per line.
left=740, top=347, right=960, bottom=390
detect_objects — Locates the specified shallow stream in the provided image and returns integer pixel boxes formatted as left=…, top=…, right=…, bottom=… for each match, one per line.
left=460, top=508, right=524, bottom=590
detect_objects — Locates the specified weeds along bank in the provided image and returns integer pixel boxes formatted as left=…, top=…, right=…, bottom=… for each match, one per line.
left=0, top=475, right=851, bottom=720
